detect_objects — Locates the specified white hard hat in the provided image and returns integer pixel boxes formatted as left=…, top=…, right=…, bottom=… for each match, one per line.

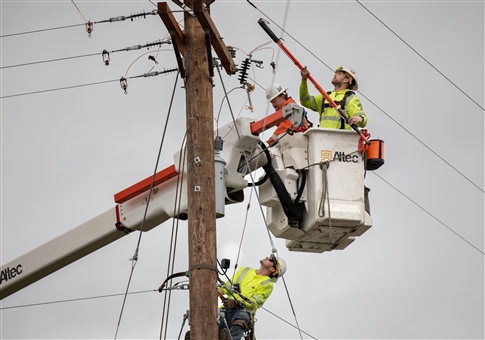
left=270, top=255, right=287, bottom=283
left=265, top=84, right=288, bottom=101
left=336, top=66, right=359, bottom=90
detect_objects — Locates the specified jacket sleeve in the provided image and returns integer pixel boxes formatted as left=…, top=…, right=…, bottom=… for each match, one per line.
left=267, top=119, right=292, bottom=145
left=346, top=95, right=367, bottom=127
left=300, top=80, right=322, bottom=113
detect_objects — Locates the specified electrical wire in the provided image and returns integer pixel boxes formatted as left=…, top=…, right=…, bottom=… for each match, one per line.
left=372, top=171, right=484, bottom=256
left=0, top=289, right=156, bottom=310
left=260, top=306, right=318, bottom=340
left=356, top=0, right=484, bottom=111
left=71, top=0, right=88, bottom=23
left=0, top=23, right=85, bottom=38
left=0, top=9, right=158, bottom=39
left=0, top=52, right=100, bottom=69
left=159, top=135, right=187, bottom=340
left=113, top=70, right=180, bottom=340
left=248, top=2, right=484, bottom=195
left=0, top=68, right=177, bottom=99
left=1, top=40, right=170, bottom=70
left=358, top=92, right=484, bottom=194
left=113, top=259, right=138, bottom=340
left=0, top=79, right=119, bottom=99
left=0, top=287, right=318, bottom=340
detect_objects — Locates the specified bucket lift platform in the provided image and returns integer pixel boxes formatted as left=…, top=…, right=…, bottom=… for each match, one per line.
left=259, top=128, right=372, bottom=253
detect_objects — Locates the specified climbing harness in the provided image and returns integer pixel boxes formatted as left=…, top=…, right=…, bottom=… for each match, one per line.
left=320, top=90, right=355, bottom=129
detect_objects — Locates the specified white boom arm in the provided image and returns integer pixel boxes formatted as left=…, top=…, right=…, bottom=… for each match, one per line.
left=0, top=107, right=302, bottom=300
left=1, top=107, right=374, bottom=299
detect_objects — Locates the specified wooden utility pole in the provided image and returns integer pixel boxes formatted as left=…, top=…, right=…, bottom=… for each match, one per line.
left=184, top=0, right=218, bottom=339
left=158, top=1, right=235, bottom=338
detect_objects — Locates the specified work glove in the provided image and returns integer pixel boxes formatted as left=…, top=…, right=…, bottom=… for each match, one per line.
left=223, top=299, right=240, bottom=309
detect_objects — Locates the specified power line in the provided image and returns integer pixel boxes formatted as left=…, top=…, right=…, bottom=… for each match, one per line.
left=248, top=2, right=484, bottom=195
left=0, top=289, right=156, bottom=310
left=358, top=92, right=484, bottom=194
left=0, top=52, right=100, bottom=69
left=0, top=79, right=118, bottom=99
left=372, top=172, right=484, bottom=256
left=0, top=40, right=171, bottom=70
left=0, top=68, right=178, bottom=99
left=0, top=9, right=158, bottom=39
left=0, top=23, right=85, bottom=38
left=356, top=0, right=484, bottom=111
left=0, top=286, right=318, bottom=339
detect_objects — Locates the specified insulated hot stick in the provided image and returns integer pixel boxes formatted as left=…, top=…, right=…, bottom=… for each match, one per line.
left=257, top=19, right=369, bottom=144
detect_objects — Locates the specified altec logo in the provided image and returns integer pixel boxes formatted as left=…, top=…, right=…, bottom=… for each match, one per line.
left=321, top=150, right=359, bottom=163
left=0, top=265, right=22, bottom=284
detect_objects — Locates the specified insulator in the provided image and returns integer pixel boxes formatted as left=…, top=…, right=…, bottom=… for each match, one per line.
left=131, top=11, right=146, bottom=21
left=102, top=50, right=110, bottom=66
left=120, top=77, right=128, bottom=94
left=85, top=21, right=93, bottom=38
left=270, top=62, right=276, bottom=74
left=237, top=58, right=251, bottom=85
left=227, top=45, right=236, bottom=59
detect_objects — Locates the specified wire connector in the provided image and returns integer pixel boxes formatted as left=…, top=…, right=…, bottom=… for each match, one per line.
left=85, top=21, right=93, bottom=38
left=120, top=77, right=128, bottom=94
left=102, top=49, right=110, bottom=66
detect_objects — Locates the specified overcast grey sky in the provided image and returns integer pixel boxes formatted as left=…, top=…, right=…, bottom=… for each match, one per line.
left=1, top=1, right=484, bottom=339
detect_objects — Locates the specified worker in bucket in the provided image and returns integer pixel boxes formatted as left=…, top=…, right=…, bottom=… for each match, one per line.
left=217, top=254, right=287, bottom=340
left=265, top=84, right=309, bottom=145
left=300, top=66, right=367, bottom=129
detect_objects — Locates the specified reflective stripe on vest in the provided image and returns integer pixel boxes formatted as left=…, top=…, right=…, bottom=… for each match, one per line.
left=236, top=267, right=251, bottom=284
left=319, top=91, right=355, bottom=129
left=235, top=268, right=273, bottom=309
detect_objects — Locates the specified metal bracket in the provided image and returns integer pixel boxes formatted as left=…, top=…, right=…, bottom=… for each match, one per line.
left=204, top=28, right=214, bottom=77
left=282, top=103, right=305, bottom=128
left=170, top=30, right=186, bottom=78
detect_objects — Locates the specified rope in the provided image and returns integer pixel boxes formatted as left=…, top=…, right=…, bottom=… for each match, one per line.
left=318, top=161, right=333, bottom=244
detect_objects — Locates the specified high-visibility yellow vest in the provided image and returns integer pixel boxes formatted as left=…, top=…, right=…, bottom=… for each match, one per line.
left=300, top=81, right=367, bottom=129
left=220, top=266, right=274, bottom=312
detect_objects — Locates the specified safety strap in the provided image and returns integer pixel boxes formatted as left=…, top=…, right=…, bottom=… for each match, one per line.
left=320, top=90, right=355, bottom=129
left=233, top=267, right=272, bottom=310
